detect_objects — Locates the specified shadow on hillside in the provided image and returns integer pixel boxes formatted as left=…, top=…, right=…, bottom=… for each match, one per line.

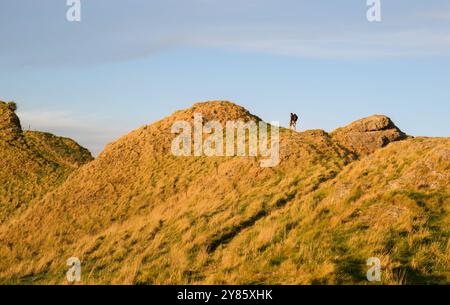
left=393, top=266, right=448, bottom=285
left=205, top=192, right=297, bottom=253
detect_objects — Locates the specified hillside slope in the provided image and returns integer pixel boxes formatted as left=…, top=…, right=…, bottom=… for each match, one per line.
left=0, top=101, right=448, bottom=284
left=0, top=101, right=93, bottom=222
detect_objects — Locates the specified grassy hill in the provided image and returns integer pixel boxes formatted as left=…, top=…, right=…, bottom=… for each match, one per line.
left=0, top=101, right=93, bottom=222
left=0, top=101, right=448, bottom=284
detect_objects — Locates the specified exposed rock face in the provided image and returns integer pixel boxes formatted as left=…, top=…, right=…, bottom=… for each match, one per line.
left=0, top=101, right=22, bottom=140
left=332, top=115, right=407, bottom=156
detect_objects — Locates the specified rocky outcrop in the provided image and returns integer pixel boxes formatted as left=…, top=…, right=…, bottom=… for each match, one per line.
left=332, top=115, right=407, bottom=156
left=0, top=101, right=22, bottom=141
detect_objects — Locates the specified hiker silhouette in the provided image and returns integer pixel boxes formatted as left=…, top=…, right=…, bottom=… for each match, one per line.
left=289, top=113, right=299, bottom=131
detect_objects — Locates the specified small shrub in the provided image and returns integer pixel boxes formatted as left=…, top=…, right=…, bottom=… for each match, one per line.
left=7, top=101, right=17, bottom=111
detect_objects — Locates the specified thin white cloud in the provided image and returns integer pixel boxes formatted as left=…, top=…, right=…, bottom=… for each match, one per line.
left=422, top=10, right=450, bottom=21
left=2, top=0, right=450, bottom=66
left=185, top=25, right=450, bottom=59
left=17, top=110, right=128, bottom=156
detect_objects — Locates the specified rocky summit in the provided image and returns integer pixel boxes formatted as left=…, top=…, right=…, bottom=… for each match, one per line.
left=0, top=101, right=22, bottom=141
left=331, top=115, right=407, bottom=156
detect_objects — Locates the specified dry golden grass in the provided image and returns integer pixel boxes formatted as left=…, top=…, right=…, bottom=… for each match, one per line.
left=0, top=101, right=448, bottom=285
left=0, top=102, right=93, bottom=223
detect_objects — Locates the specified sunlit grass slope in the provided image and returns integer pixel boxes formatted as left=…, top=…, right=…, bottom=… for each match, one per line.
left=0, top=101, right=448, bottom=284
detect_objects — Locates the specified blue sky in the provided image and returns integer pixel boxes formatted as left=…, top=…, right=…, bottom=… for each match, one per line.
left=1, top=0, right=449, bottom=154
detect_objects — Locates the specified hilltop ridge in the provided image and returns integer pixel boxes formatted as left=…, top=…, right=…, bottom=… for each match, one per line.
left=0, top=101, right=448, bottom=285
left=171, top=101, right=262, bottom=124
